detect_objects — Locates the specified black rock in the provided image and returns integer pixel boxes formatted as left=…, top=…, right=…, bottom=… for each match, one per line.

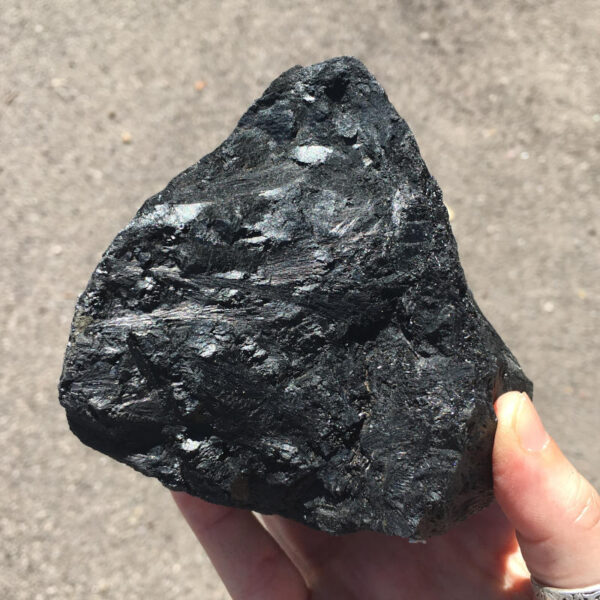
left=59, top=56, right=532, bottom=539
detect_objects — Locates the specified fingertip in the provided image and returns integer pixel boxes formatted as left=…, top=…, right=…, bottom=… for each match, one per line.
left=492, top=394, right=600, bottom=588
left=494, top=390, right=524, bottom=422
left=171, top=489, right=185, bottom=502
left=171, top=489, right=195, bottom=506
left=171, top=489, right=201, bottom=513
left=492, top=391, right=545, bottom=540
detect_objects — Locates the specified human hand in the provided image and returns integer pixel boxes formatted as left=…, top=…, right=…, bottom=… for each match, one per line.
left=173, top=392, right=600, bottom=599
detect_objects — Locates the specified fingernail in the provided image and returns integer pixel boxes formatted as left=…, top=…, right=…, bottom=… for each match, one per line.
left=515, top=393, right=550, bottom=452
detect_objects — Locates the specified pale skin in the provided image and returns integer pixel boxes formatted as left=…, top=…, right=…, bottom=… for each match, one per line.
left=173, top=392, right=600, bottom=599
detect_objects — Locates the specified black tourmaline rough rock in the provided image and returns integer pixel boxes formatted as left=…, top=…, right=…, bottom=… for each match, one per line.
left=59, top=57, right=532, bottom=539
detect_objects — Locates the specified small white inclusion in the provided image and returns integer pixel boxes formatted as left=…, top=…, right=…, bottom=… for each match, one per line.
left=171, top=203, right=207, bottom=223
left=292, top=145, right=333, bottom=165
left=181, top=439, right=201, bottom=452
left=199, top=342, right=218, bottom=358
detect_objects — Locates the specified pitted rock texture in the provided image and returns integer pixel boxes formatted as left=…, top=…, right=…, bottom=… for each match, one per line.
left=59, top=56, right=532, bottom=539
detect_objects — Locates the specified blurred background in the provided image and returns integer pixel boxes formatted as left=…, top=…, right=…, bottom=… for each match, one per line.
left=1, top=1, right=598, bottom=598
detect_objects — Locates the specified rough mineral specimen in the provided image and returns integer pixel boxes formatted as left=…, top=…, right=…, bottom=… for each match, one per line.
left=59, top=56, right=532, bottom=539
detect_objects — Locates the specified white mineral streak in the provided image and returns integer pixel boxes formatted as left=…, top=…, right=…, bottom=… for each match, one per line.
left=391, top=189, right=405, bottom=226
left=259, top=187, right=285, bottom=199
left=238, top=235, right=268, bottom=246
left=134, top=202, right=210, bottom=229
left=213, top=270, right=247, bottom=280
left=100, top=301, right=219, bottom=329
left=292, top=145, right=333, bottom=165
left=330, top=216, right=360, bottom=237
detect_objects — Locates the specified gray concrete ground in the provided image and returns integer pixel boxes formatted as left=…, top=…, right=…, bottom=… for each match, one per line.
left=1, top=1, right=598, bottom=598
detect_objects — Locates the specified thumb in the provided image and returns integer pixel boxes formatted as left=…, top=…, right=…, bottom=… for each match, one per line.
left=493, top=391, right=600, bottom=588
